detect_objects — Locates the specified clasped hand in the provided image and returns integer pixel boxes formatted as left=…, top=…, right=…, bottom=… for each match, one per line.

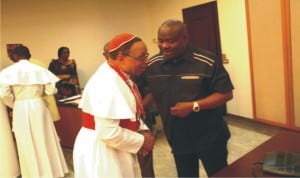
left=170, top=101, right=193, bottom=118
left=138, top=130, right=155, bottom=157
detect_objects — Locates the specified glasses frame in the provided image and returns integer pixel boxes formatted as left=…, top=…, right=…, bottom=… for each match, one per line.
left=122, top=52, right=149, bottom=61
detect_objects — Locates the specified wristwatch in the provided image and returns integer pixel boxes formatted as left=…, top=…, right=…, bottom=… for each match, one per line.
left=192, top=101, right=200, bottom=112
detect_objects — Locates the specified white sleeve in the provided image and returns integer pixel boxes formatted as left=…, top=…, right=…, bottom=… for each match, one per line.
left=44, top=83, right=57, bottom=95
left=138, top=119, right=150, bottom=131
left=95, top=117, right=144, bottom=154
left=0, top=85, right=14, bottom=108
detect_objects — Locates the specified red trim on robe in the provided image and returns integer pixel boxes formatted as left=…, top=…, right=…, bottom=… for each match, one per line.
left=82, top=112, right=140, bottom=131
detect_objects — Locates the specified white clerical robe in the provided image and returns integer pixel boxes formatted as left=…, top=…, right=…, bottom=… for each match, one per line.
left=0, top=60, right=69, bottom=178
left=73, top=61, right=148, bottom=178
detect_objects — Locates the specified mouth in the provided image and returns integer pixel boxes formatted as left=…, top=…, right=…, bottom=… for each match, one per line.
left=162, top=50, right=174, bottom=58
left=162, top=48, right=173, bottom=53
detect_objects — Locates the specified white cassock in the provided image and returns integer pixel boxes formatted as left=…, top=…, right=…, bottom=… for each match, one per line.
left=0, top=98, right=20, bottom=178
left=73, top=61, right=148, bottom=178
left=0, top=60, right=69, bottom=178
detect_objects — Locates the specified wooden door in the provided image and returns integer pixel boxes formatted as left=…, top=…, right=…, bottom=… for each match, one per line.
left=245, top=0, right=296, bottom=130
left=182, top=1, right=222, bottom=58
left=182, top=2, right=226, bottom=115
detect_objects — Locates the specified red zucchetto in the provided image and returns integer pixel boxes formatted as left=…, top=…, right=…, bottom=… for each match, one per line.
left=108, top=33, right=136, bottom=52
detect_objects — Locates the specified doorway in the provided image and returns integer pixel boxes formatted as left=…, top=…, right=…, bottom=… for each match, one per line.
left=182, top=1, right=221, bottom=58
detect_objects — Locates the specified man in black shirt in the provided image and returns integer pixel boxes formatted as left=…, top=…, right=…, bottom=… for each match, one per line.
left=145, top=19, right=234, bottom=177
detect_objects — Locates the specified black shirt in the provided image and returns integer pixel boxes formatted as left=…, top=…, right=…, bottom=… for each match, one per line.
left=145, top=45, right=234, bottom=154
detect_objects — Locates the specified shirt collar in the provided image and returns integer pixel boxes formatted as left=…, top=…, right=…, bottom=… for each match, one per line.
left=160, top=46, right=191, bottom=65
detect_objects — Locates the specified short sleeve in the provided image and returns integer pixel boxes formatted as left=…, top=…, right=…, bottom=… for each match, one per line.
left=0, top=85, right=14, bottom=108
left=44, top=83, right=57, bottom=95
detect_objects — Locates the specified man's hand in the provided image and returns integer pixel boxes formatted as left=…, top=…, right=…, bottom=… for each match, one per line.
left=138, top=130, right=155, bottom=157
left=170, top=101, right=193, bottom=118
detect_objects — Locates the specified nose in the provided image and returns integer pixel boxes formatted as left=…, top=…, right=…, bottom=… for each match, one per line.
left=141, top=59, right=147, bottom=66
left=142, top=55, right=149, bottom=63
left=144, top=56, right=149, bottom=61
left=161, top=42, right=170, bottom=49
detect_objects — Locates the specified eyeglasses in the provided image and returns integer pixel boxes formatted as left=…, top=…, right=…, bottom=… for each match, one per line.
left=122, top=52, right=149, bottom=61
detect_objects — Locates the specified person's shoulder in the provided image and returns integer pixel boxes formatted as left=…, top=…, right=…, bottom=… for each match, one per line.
left=188, top=45, right=217, bottom=58
left=0, top=62, right=15, bottom=74
left=187, top=45, right=218, bottom=65
left=147, top=53, right=163, bottom=67
left=67, top=59, right=76, bottom=65
left=49, top=59, right=58, bottom=64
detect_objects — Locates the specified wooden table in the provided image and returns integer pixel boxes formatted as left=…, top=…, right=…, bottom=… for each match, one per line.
left=212, top=130, right=300, bottom=177
left=54, top=103, right=82, bottom=149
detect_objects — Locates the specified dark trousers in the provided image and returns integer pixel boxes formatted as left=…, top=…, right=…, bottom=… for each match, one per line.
left=173, top=139, right=228, bottom=177
left=138, top=113, right=156, bottom=178
left=138, top=150, right=155, bottom=178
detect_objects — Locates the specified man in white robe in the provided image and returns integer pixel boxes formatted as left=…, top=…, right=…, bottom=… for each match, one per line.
left=73, top=33, right=155, bottom=178
left=0, top=45, right=69, bottom=178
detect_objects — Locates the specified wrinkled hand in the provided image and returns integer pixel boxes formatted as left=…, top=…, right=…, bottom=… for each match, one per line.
left=138, top=130, right=155, bottom=157
left=170, top=101, right=193, bottom=118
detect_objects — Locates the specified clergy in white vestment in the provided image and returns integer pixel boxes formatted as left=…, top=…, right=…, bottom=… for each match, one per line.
left=73, top=33, right=155, bottom=178
left=0, top=45, right=69, bottom=178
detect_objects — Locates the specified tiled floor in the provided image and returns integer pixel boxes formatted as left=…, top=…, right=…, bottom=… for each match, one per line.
left=63, top=115, right=281, bottom=178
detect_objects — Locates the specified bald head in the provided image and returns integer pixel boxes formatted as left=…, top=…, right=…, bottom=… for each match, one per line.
left=159, top=19, right=188, bottom=38
left=157, top=19, right=188, bottom=59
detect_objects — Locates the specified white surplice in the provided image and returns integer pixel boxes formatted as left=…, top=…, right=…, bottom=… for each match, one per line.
left=0, top=100, right=20, bottom=178
left=73, top=61, right=148, bottom=178
left=0, top=60, right=69, bottom=178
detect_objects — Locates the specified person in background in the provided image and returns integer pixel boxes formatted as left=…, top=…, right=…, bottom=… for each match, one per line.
left=48, top=46, right=81, bottom=99
left=0, top=45, right=69, bottom=177
left=7, top=43, right=60, bottom=122
left=73, top=33, right=155, bottom=178
left=0, top=79, right=20, bottom=178
left=103, top=41, right=156, bottom=178
left=145, top=19, right=234, bottom=177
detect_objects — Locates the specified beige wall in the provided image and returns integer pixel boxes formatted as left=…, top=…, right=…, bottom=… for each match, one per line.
left=1, top=0, right=153, bottom=84
left=0, top=0, right=252, bottom=118
left=218, top=0, right=252, bottom=118
left=0, top=0, right=2, bottom=68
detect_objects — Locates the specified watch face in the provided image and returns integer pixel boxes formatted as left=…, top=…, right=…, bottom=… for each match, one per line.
left=193, top=107, right=200, bottom=112
left=193, top=102, right=200, bottom=112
